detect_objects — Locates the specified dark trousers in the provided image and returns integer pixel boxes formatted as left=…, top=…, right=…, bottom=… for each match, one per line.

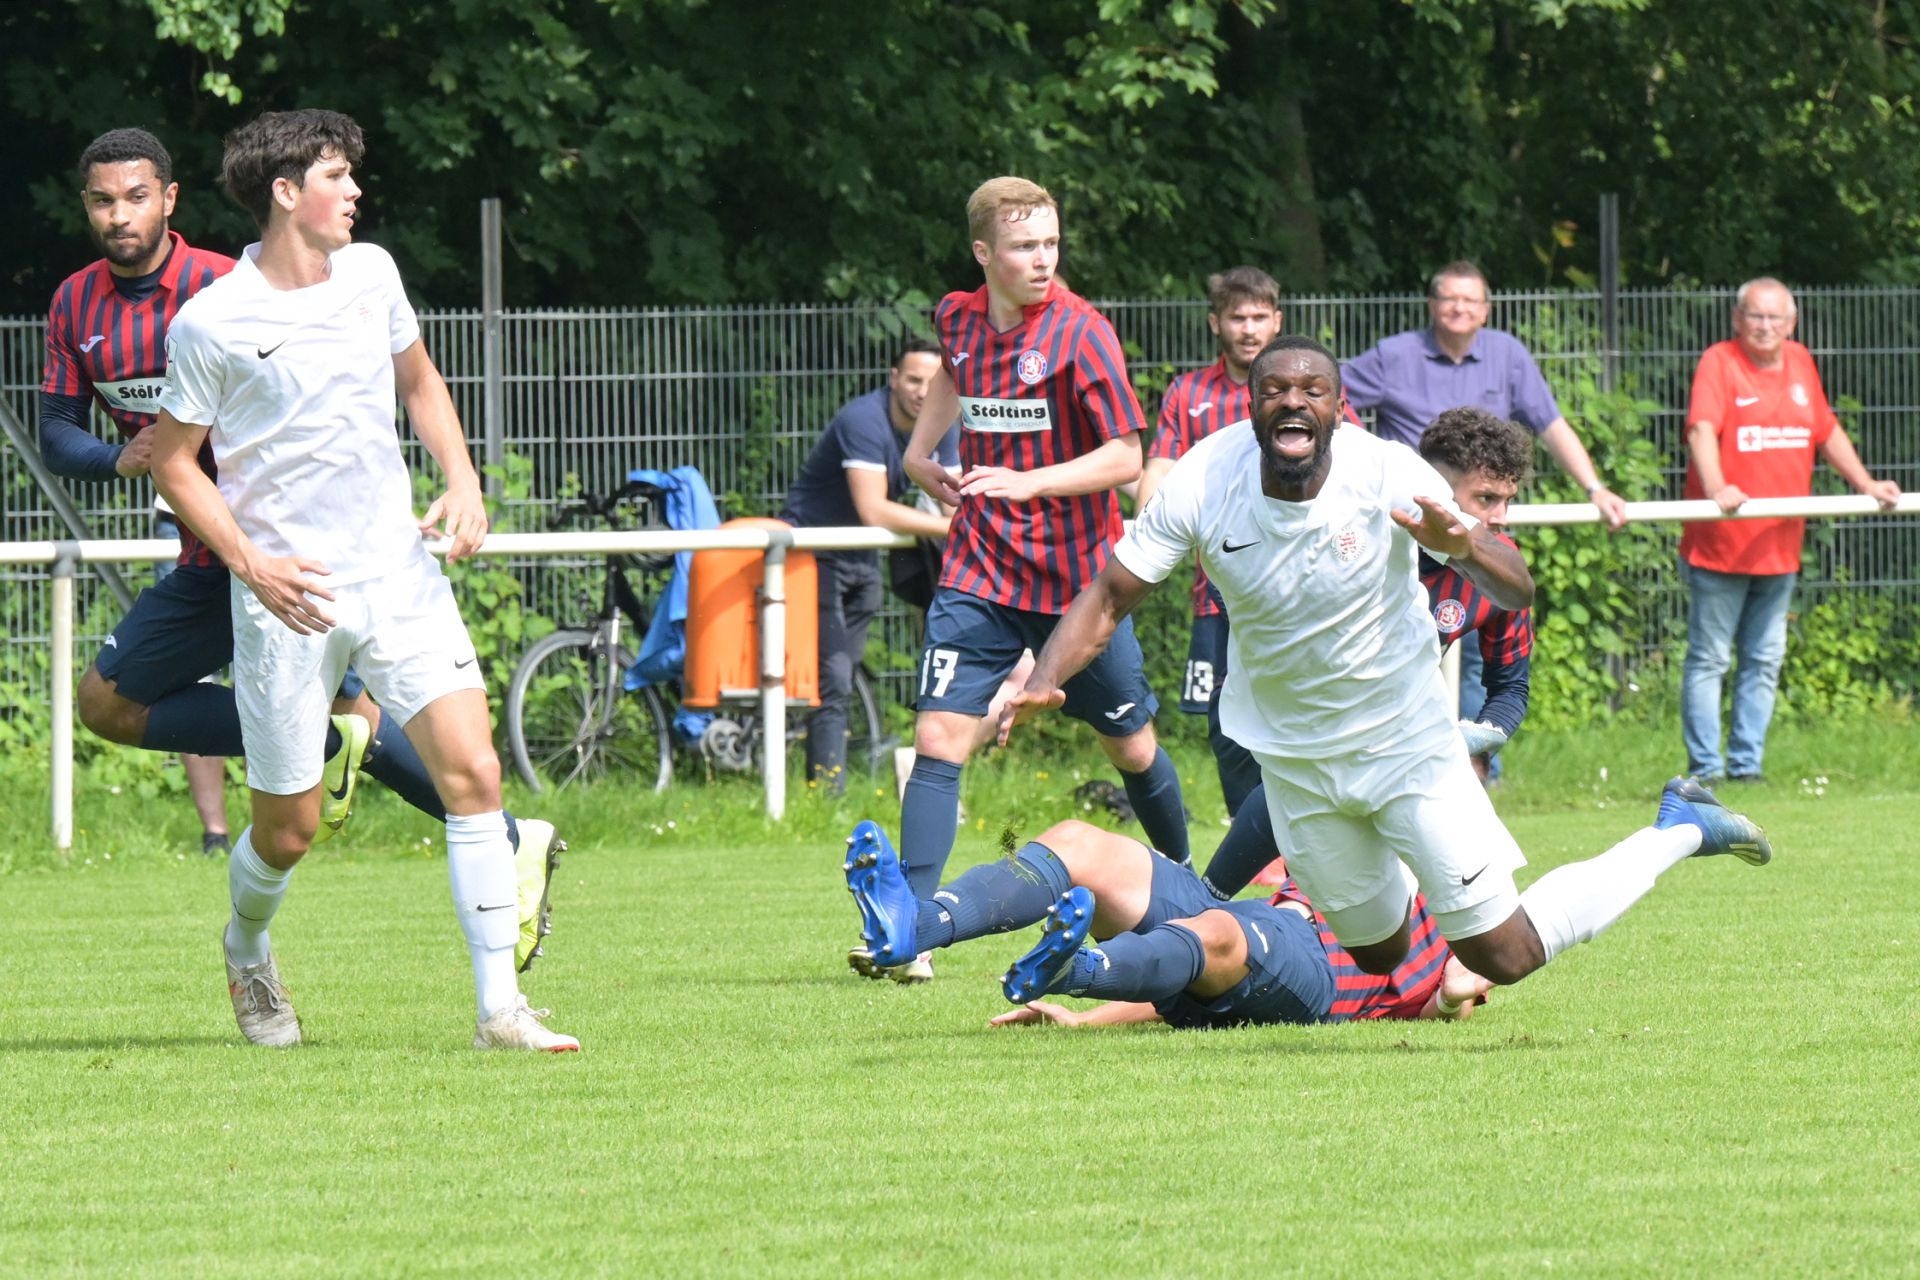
left=807, top=552, right=883, bottom=792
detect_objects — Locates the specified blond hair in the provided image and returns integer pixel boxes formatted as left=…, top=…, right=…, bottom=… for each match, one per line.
left=966, top=176, right=1057, bottom=248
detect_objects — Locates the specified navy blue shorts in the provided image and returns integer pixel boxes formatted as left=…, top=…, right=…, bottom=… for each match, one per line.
left=1154, top=902, right=1336, bottom=1029
left=95, top=563, right=234, bottom=705
left=1135, top=851, right=1224, bottom=932
left=95, top=559, right=365, bottom=705
left=914, top=589, right=1157, bottom=736
left=1178, top=612, right=1228, bottom=714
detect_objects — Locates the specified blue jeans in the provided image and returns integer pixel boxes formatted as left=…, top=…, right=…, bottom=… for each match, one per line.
left=1680, top=559, right=1796, bottom=779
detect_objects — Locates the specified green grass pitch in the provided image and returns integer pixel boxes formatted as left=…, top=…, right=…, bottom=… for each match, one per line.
left=3, top=742, right=1918, bottom=1276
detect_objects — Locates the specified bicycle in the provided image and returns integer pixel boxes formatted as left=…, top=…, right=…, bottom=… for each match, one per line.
left=503, top=480, right=887, bottom=794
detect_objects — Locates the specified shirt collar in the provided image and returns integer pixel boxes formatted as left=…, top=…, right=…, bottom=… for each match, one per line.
left=1421, top=325, right=1483, bottom=364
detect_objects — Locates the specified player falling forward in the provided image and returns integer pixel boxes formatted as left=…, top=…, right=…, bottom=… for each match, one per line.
left=1003, top=335, right=1770, bottom=991
left=847, top=817, right=1491, bottom=1030
left=38, top=127, right=559, bottom=969
left=150, top=109, right=575, bottom=1051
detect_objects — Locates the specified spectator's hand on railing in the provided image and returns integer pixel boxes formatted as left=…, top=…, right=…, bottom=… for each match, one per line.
left=1590, top=485, right=1629, bottom=531
left=1711, top=483, right=1750, bottom=514
left=1863, top=478, right=1902, bottom=511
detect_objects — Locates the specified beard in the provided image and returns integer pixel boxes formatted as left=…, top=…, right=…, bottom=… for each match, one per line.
left=95, top=221, right=166, bottom=269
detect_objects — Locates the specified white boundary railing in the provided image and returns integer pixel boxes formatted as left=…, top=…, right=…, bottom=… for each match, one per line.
left=4, top=496, right=1916, bottom=847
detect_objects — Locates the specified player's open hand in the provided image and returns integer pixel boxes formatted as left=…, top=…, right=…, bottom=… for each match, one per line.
left=995, top=684, right=1066, bottom=746
left=114, top=426, right=157, bottom=478
left=420, top=484, right=490, bottom=561
left=242, top=555, right=336, bottom=636
left=958, top=466, right=1042, bottom=503
left=1391, top=495, right=1471, bottom=559
left=905, top=452, right=963, bottom=508
left=989, top=1000, right=1087, bottom=1029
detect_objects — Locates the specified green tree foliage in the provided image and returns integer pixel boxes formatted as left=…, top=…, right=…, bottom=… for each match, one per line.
left=7, top=0, right=1920, bottom=313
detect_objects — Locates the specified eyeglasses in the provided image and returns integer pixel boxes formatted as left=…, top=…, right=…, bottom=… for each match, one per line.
left=1433, top=294, right=1488, bottom=308
left=1739, top=310, right=1794, bottom=327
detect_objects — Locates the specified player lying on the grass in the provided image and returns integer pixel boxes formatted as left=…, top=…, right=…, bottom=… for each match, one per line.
left=846, top=816, right=1490, bottom=1029
left=1001, top=334, right=1772, bottom=989
left=150, top=109, right=575, bottom=1051
left=39, top=126, right=558, bottom=972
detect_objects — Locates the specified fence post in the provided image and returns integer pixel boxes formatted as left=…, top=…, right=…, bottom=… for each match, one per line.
left=760, top=529, right=791, bottom=820
left=480, top=197, right=505, bottom=500
left=50, top=543, right=77, bottom=851
left=1599, top=192, right=1621, bottom=394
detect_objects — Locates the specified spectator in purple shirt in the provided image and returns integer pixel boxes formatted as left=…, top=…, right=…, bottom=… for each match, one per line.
left=1344, top=260, right=1630, bottom=531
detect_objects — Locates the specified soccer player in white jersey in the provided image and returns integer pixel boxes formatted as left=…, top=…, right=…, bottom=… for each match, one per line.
left=1002, top=334, right=1770, bottom=991
left=148, top=109, right=577, bottom=1052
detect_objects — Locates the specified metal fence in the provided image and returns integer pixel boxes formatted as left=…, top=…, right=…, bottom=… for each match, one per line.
left=5, top=287, right=1918, bottom=716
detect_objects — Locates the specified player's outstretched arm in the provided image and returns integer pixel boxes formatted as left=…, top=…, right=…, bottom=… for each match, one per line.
left=989, top=999, right=1162, bottom=1028
left=904, top=368, right=964, bottom=508
left=151, top=409, right=336, bottom=635
left=396, top=340, right=488, bottom=562
left=998, top=558, right=1155, bottom=744
left=1394, top=497, right=1533, bottom=611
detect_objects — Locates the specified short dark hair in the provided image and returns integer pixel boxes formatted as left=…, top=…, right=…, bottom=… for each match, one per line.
left=221, top=109, right=365, bottom=229
left=1206, top=266, right=1280, bottom=314
left=77, top=128, right=172, bottom=188
left=1249, top=334, right=1340, bottom=393
left=894, top=338, right=943, bottom=367
left=1428, top=260, right=1489, bottom=298
left=1419, top=406, right=1533, bottom=487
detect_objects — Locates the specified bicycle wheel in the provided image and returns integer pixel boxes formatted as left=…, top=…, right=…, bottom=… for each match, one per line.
left=505, top=627, right=672, bottom=794
left=846, top=666, right=888, bottom=775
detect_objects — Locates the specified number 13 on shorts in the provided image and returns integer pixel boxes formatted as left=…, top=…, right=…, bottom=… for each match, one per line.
left=920, top=648, right=959, bottom=699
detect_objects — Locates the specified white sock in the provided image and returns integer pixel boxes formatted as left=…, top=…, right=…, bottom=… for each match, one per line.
left=224, top=828, right=291, bottom=969
left=1518, top=825, right=1701, bottom=962
left=446, top=811, right=521, bottom=1021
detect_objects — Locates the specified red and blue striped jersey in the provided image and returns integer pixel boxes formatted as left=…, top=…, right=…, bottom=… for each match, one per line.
left=1271, top=877, right=1451, bottom=1021
left=1149, top=359, right=1248, bottom=618
left=1421, top=540, right=1533, bottom=738
left=933, top=282, right=1145, bottom=614
left=41, top=231, right=232, bottom=568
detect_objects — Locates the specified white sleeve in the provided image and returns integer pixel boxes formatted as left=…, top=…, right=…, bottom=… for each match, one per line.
left=1389, top=445, right=1478, bottom=563
left=158, top=309, right=223, bottom=427
left=377, top=247, right=421, bottom=354
left=1111, top=467, right=1199, bottom=584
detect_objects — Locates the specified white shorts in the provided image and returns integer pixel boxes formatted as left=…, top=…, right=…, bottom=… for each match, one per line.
left=1253, top=733, right=1527, bottom=946
left=232, top=554, right=482, bottom=795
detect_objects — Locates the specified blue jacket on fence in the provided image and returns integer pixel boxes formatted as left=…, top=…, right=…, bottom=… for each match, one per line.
left=625, top=466, right=719, bottom=692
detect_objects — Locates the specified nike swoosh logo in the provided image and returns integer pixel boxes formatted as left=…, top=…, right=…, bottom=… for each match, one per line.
left=1188, top=403, right=1214, bottom=417
left=455, top=656, right=477, bottom=669
left=1103, top=702, right=1136, bottom=721
left=1461, top=865, right=1488, bottom=886
left=1736, top=396, right=1760, bottom=407
left=80, top=335, right=106, bottom=353
left=475, top=903, right=513, bottom=912
left=1222, top=539, right=1260, bottom=553
left=327, top=772, right=352, bottom=802
left=257, top=339, right=289, bottom=359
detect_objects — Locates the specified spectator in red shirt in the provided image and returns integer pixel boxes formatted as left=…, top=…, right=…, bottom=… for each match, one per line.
left=1680, top=277, right=1901, bottom=781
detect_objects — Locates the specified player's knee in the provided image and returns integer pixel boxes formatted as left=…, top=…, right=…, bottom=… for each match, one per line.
left=435, top=749, right=503, bottom=810
left=1101, top=726, right=1159, bottom=773
left=912, top=712, right=975, bottom=763
left=1177, top=912, right=1245, bottom=967
left=76, top=668, right=144, bottom=745
left=1446, top=931, right=1544, bottom=986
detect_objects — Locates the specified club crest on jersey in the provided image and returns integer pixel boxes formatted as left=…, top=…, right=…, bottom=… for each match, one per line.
left=1334, top=527, right=1365, bottom=562
left=1435, top=598, right=1468, bottom=632
left=1016, top=349, right=1049, bottom=385
left=1790, top=382, right=1810, bottom=407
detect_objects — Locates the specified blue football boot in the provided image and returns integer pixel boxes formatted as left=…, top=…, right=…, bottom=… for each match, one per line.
left=1655, top=776, right=1773, bottom=866
left=843, top=820, right=919, bottom=967
left=1002, top=886, right=1096, bottom=1005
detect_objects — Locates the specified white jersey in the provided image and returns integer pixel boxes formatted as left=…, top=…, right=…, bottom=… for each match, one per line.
left=1114, top=423, right=1476, bottom=757
left=160, top=241, right=427, bottom=586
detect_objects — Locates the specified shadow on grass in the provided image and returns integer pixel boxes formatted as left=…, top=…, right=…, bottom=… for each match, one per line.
left=0, top=1035, right=235, bottom=1052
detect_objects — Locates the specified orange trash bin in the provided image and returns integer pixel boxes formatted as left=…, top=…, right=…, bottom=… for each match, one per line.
left=682, top=517, right=820, bottom=709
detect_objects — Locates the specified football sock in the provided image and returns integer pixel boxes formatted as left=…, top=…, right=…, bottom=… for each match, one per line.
left=140, top=683, right=245, bottom=756
left=224, top=828, right=290, bottom=968
left=445, top=811, right=521, bottom=1020
left=899, top=756, right=964, bottom=898
left=1207, top=693, right=1261, bottom=817
left=1081, top=923, right=1209, bottom=1001
left=916, top=839, right=1074, bottom=950
left=1518, top=825, right=1701, bottom=963
left=1120, top=748, right=1190, bottom=865
left=361, top=716, right=447, bottom=819
left=1201, top=785, right=1278, bottom=901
